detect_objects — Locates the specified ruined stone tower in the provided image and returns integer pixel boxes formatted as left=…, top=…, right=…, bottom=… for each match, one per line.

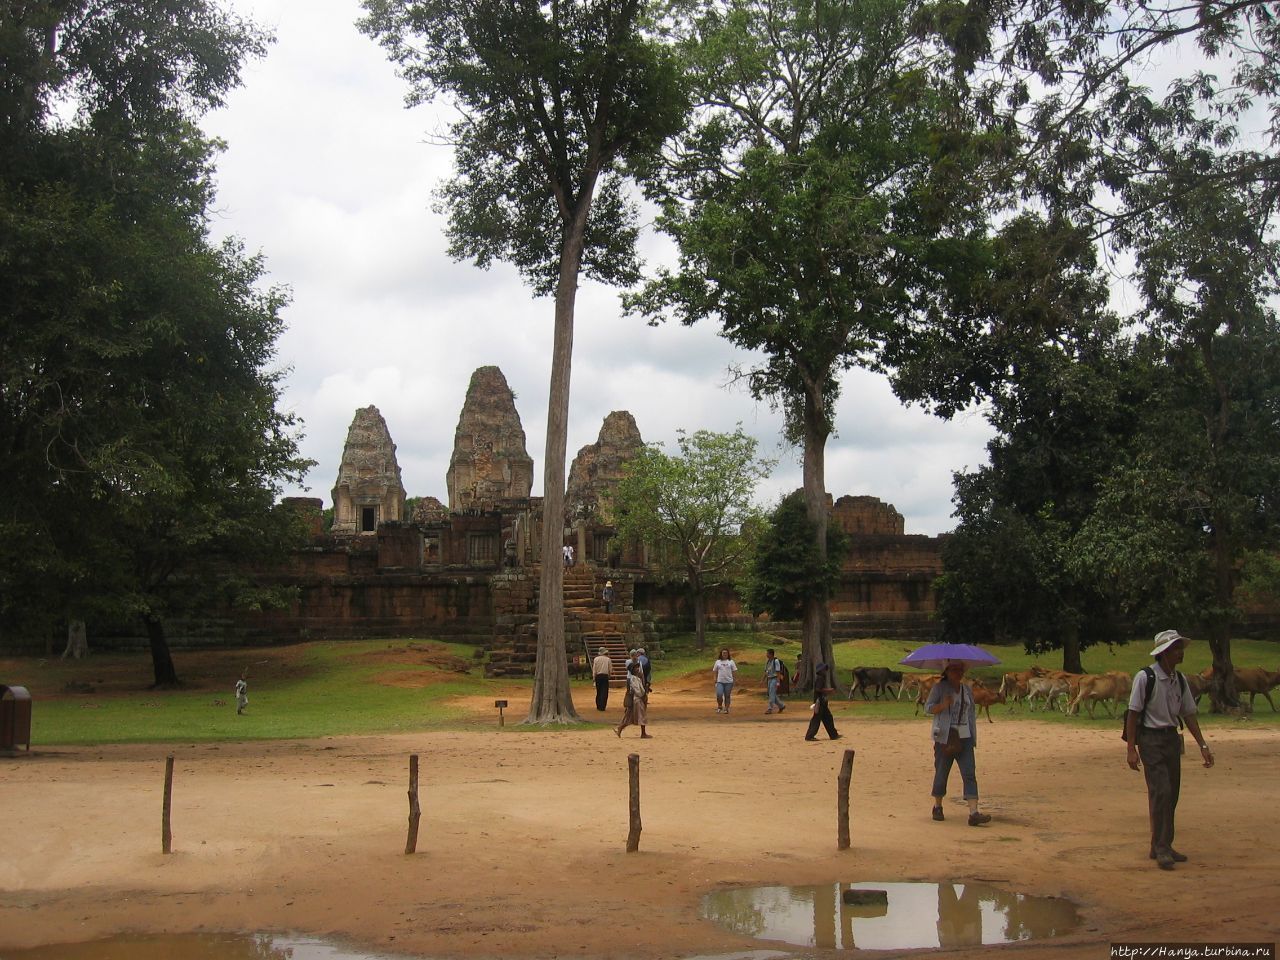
left=566, top=410, right=645, bottom=524
left=447, top=366, right=534, bottom=512
left=331, top=405, right=406, bottom=535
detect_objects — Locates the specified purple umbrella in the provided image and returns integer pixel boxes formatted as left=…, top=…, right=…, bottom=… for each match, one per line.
left=898, top=643, right=1001, bottom=672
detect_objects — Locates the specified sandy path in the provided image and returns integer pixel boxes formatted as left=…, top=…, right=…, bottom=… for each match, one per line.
left=2, top=684, right=1277, bottom=959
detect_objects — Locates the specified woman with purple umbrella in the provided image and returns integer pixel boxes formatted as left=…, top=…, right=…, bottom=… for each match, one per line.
left=900, top=644, right=1000, bottom=827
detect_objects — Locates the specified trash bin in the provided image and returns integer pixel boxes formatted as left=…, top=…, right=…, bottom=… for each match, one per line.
left=0, top=685, right=32, bottom=751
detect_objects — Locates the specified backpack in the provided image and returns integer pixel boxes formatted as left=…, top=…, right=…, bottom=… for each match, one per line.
left=1121, top=666, right=1186, bottom=741
left=775, top=658, right=790, bottom=696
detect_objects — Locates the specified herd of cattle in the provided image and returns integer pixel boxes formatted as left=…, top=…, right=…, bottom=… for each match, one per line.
left=846, top=663, right=1280, bottom=720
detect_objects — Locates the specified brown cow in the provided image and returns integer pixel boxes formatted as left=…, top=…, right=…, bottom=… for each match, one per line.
left=1234, top=666, right=1280, bottom=712
left=998, top=669, right=1040, bottom=709
left=1066, top=671, right=1132, bottom=718
left=970, top=680, right=1006, bottom=722
left=1185, top=668, right=1213, bottom=705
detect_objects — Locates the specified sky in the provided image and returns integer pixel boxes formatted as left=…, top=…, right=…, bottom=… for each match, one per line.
left=202, top=0, right=995, bottom=536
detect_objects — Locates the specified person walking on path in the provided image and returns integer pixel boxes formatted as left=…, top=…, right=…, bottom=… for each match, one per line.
left=637, top=647, right=651, bottom=691
left=804, top=662, right=840, bottom=740
left=235, top=674, right=248, bottom=715
left=602, top=580, right=615, bottom=613
left=713, top=648, right=737, bottom=713
left=591, top=646, right=613, bottom=712
left=763, top=648, right=787, bottom=714
left=1124, top=629, right=1214, bottom=870
left=614, top=661, right=651, bottom=738
left=925, top=660, right=990, bottom=826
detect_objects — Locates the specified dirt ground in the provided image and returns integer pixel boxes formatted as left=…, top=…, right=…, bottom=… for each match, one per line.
left=2, top=670, right=1278, bottom=960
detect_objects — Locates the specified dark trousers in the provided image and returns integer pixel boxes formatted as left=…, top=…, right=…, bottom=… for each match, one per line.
left=805, top=695, right=839, bottom=739
left=1137, top=726, right=1182, bottom=854
left=594, top=674, right=610, bottom=711
left=931, top=737, right=979, bottom=800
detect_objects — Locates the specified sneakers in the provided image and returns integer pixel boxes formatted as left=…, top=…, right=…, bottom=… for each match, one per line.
left=932, top=806, right=945, bottom=822
left=1155, top=851, right=1176, bottom=870
left=715, top=707, right=723, bottom=714
left=765, top=708, right=775, bottom=714
left=1151, top=848, right=1188, bottom=863
left=968, top=812, right=992, bottom=827
left=778, top=703, right=786, bottom=712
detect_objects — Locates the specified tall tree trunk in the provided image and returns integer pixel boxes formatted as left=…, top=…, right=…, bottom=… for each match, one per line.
left=527, top=192, right=596, bottom=725
left=1206, top=517, right=1239, bottom=713
left=62, top=619, right=88, bottom=660
left=799, top=381, right=833, bottom=693
left=143, top=614, right=180, bottom=688
left=1060, top=621, right=1082, bottom=673
left=693, top=581, right=707, bottom=651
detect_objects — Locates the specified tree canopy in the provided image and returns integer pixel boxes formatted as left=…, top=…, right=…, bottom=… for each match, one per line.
left=0, top=2, right=309, bottom=684
left=741, top=491, right=848, bottom=624
left=609, top=426, right=774, bottom=648
left=628, top=0, right=1004, bottom=688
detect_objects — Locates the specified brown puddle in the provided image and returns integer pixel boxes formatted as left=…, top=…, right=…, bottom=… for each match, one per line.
left=702, top=881, right=1081, bottom=950
left=0, top=932, right=413, bottom=960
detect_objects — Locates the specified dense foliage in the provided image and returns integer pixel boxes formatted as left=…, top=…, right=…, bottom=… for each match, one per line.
left=629, top=0, right=1006, bottom=689
left=609, top=426, right=773, bottom=648
left=0, top=2, right=310, bottom=684
left=742, top=491, right=848, bottom=625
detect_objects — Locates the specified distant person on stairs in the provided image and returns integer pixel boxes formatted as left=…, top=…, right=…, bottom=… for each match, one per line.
left=603, top=580, right=615, bottom=613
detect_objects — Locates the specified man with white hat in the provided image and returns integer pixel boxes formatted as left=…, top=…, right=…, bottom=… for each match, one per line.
left=1123, top=629, right=1215, bottom=870
left=591, top=646, right=614, bottom=712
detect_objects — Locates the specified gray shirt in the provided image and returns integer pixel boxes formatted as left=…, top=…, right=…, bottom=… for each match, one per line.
left=1128, top=662, right=1197, bottom=729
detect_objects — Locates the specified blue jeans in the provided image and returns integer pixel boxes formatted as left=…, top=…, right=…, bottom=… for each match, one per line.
left=766, top=677, right=781, bottom=709
left=716, top=681, right=734, bottom=707
left=932, top=737, right=979, bottom=800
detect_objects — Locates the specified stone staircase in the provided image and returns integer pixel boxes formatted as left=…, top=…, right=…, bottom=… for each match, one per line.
left=484, top=567, right=645, bottom=679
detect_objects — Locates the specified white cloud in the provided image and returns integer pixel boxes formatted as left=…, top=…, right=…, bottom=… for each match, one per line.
left=206, top=0, right=995, bottom=536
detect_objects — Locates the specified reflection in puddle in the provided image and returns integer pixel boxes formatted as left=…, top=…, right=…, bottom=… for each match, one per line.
left=702, top=881, right=1081, bottom=950
left=0, top=932, right=413, bottom=960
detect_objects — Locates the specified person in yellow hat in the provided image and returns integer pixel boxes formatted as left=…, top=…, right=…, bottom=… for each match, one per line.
left=1123, top=629, right=1215, bottom=870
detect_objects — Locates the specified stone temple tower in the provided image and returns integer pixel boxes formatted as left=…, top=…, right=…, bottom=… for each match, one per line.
left=566, top=410, right=645, bottom=524
left=331, top=405, right=406, bottom=535
left=447, top=366, right=534, bottom=512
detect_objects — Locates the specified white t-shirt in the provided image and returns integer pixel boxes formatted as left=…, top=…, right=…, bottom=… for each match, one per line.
left=713, top=659, right=738, bottom=684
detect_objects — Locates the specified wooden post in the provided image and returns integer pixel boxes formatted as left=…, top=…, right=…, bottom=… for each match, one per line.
left=405, top=754, right=422, bottom=854
left=626, top=753, right=642, bottom=852
left=162, top=755, right=175, bottom=854
left=837, top=748, right=856, bottom=850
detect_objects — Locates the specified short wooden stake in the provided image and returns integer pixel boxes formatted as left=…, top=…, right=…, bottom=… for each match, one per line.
left=405, top=754, right=422, bottom=854
left=837, top=748, right=856, bottom=850
left=626, top=753, right=642, bottom=853
left=162, top=755, right=175, bottom=854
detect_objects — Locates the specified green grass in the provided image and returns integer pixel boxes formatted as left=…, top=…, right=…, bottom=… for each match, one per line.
left=8, top=639, right=496, bottom=745
left=5, top=633, right=1276, bottom=745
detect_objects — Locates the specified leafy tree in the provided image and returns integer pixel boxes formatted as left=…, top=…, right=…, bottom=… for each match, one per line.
left=1069, top=169, right=1280, bottom=710
left=946, top=0, right=1280, bottom=228
left=609, top=426, right=774, bottom=649
left=741, top=491, right=847, bottom=627
left=0, top=2, right=309, bottom=685
left=360, top=0, right=688, bottom=723
left=934, top=330, right=1143, bottom=671
left=629, top=0, right=1001, bottom=689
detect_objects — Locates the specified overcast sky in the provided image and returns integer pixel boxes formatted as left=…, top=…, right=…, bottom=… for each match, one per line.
left=203, top=0, right=995, bottom=536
